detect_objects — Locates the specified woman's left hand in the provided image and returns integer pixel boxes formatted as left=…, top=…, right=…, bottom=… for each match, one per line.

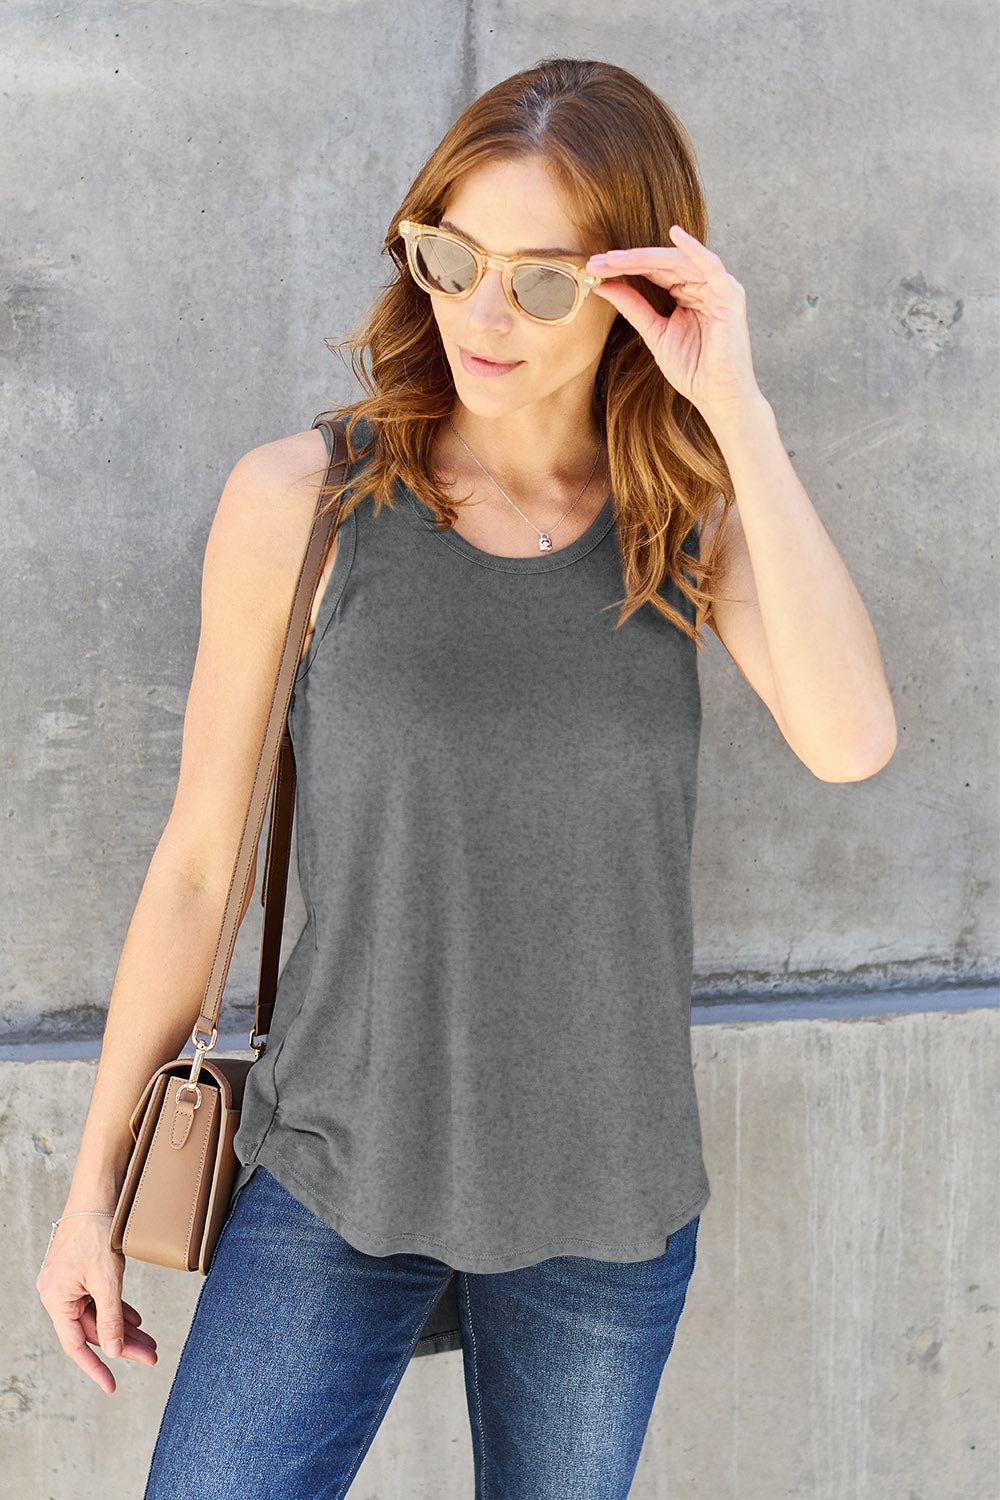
left=587, top=227, right=762, bottom=426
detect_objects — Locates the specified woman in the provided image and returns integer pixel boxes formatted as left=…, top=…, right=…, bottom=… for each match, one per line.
left=37, top=57, right=896, bottom=1498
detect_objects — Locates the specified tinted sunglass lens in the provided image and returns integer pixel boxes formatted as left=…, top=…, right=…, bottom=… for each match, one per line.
left=414, top=234, right=478, bottom=295
left=511, top=265, right=578, bottom=320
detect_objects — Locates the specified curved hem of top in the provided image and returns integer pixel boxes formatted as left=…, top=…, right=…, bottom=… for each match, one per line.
left=247, top=1140, right=711, bottom=1272
left=399, top=480, right=617, bottom=574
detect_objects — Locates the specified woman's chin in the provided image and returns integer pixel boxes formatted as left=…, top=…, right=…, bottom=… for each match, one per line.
left=448, top=372, right=528, bottom=419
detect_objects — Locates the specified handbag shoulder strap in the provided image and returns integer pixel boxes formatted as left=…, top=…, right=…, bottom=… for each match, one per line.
left=191, top=418, right=349, bottom=1049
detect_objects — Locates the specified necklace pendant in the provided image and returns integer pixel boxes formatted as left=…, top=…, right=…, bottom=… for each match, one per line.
left=538, top=533, right=553, bottom=552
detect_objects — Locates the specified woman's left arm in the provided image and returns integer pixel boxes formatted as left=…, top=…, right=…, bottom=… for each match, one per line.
left=589, top=229, right=898, bottom=784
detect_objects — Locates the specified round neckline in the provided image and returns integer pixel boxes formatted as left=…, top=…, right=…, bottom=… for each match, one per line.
left=400, top=481, right=616, bottom=573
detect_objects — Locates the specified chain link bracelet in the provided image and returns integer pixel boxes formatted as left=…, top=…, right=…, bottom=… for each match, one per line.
left=42, top=1210, right=115, bottom=1265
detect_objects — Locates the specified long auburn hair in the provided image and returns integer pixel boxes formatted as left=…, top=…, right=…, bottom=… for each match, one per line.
left=315, top=57, right=735, bottom=641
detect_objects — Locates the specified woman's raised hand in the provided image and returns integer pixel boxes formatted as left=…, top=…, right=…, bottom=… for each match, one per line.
left=36, top=1217, right=158, bottom=1395
left=588, top=227, right=764, bottom=425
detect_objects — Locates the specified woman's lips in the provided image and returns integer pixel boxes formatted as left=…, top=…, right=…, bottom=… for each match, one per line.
left=458, top=347, right=523, bottom=378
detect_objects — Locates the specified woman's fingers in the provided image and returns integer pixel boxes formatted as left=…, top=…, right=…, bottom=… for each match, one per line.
left=121, top=1299, right=148, bottom=1329
left=588, top=228, right=728, bottom=295
left=79, top=1268, right=126, bottom=1360
left=666, top=223, right=729, bottom=269
left=123, top=1331, right=158, bottom=1365
left=591, top=252, right=701, bottom=295
left=50, top=1297, right=119, bottom=1394
left=44, top=1293, right=156, bottom=1397
left=590, top=278, right=672, bottom=345
left=590, top=228, right=758, bottom=417
left=80, top=1300, right=158, bottom=1363
left=35, top=1230, right=156, bottom=1393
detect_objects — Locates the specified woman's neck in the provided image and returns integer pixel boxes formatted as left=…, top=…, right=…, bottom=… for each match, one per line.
left=443, top=400, right=605, bottom=502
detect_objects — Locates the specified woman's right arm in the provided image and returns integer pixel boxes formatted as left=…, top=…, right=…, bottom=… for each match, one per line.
left=35, top=426, right=331, bottom=1394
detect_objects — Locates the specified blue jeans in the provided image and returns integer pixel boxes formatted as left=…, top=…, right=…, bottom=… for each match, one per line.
left=144, top=1166, right=699, bottom=1499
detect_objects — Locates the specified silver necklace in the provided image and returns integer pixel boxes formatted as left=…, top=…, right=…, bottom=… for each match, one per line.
left=447, top=416, right=604, bottom=553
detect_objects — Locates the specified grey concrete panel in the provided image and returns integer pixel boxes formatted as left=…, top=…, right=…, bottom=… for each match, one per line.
left=8, top=1009, right=998, bottom=1496
left=2, top=0, right=470, bottom=1035
left=469, top=2, right=1000, bottom=994
left=3, top=8, right=998, bottom=1017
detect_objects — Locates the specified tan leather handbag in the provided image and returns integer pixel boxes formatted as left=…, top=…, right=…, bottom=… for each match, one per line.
left=108, top=418, right=348, bottom=1273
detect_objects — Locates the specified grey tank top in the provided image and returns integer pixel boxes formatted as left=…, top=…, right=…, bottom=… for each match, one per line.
left=231, top=416, right=709, bottom=1349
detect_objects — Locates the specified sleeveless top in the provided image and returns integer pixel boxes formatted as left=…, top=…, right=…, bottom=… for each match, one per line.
left=231, top=416, right=710, bottom=1357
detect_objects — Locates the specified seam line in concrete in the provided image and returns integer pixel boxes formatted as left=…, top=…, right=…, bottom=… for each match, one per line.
left=2, top=987, right=996, bottom=1059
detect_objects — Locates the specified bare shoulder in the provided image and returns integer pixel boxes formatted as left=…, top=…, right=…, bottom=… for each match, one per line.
left=231, top=426, right=329, bottom=490
left=203, top=428, right=330, bottom=605
left=216, top=427, right=330, bottom=555
left=155, top=426, right=335, bottom=890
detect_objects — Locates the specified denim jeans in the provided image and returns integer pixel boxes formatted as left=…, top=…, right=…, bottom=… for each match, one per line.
left=144, top=1165, right=699, bottom=1500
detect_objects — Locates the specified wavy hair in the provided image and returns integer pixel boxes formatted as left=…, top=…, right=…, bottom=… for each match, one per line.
left=315, top=58, right=735, bottom=640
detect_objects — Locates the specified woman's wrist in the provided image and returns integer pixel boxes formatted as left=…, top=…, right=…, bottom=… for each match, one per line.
left=63, top=1158, right=129, bottom=1216
left=701, top=389, right=777, bottom=456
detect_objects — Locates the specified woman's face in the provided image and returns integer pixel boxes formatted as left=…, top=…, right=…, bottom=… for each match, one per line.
left=429, top=155, right=618, bottom=425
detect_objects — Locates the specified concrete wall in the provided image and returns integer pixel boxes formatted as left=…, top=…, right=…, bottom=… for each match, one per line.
left=3, top=3, right=998, bottom=1497
left=7, top=1008, right=998, bottom=1497
left=3, top=0, right=997, bottom=1044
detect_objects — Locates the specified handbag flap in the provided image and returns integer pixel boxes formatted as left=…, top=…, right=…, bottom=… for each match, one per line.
left=127, top=1055, right=253, bottom=1138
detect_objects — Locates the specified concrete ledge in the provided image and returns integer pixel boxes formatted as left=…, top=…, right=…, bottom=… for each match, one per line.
left=6, top=1007, right=998, bottom=1498
left=690, top=981, right=999, bottom=1024
left=4, top=983, right=996, bottom=1061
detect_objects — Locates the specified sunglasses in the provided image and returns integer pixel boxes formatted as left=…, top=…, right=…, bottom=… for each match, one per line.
left=398, top=220, right=605, bottom=326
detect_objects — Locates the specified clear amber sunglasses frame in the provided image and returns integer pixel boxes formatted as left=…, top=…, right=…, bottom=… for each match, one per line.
left=397, top=219, right=605, bottom=326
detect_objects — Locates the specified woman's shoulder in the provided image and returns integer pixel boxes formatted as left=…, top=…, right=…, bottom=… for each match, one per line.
left=220, top=425, right=330, bottom=529
left=203, top=427, right=333, bottom=603
left=227, top=426, right=330, bottom=499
